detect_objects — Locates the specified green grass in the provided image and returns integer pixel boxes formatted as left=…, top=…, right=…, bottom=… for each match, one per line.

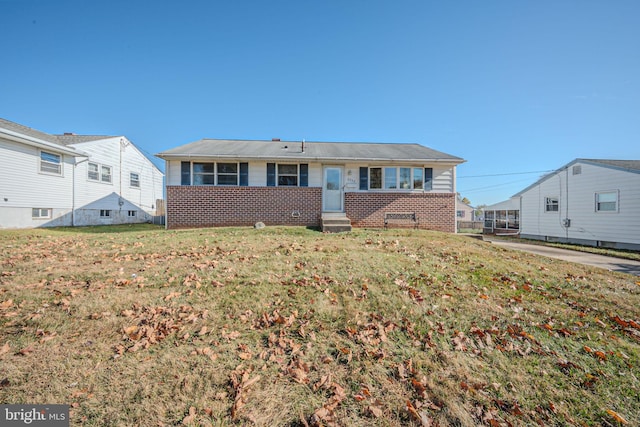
left=1, top=225, right=639, bottom=426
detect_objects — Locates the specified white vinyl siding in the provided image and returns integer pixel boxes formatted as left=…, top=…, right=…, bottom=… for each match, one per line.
left=519, top=161, right=640, bottom=246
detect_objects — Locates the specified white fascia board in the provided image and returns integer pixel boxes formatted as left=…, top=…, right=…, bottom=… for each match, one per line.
left=157, top=153, right=465, bottom=165
left=0, top=128, right=87, bottom=157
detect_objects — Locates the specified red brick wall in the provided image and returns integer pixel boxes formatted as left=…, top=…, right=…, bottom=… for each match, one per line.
left=166, top=186, right=322, bottom=229
left=345, top=192, right=456, bottom=232
left=166, top=186, right=456, bottom=232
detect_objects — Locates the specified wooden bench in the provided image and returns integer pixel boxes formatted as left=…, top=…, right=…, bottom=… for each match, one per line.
left=384, top=212, right=418, bottom=229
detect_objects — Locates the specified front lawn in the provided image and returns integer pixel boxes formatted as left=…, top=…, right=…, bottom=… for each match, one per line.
left=1, top=225, right=638, bottom=426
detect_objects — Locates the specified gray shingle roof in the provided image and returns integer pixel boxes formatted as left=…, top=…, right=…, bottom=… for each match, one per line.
left=0, top=118, right=116, bottom=146
left=156, top=139, right=464, bottom=163
left=55, top=134, right=115, bottom=145
left=583, top=159, right=640, bottom=172
left=0, top=117, right=61, bottom=145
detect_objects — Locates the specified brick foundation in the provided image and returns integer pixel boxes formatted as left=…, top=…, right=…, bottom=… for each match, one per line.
left=345, top=192, right=456, bottom=232
left=166, top=186, right=456, bottom=232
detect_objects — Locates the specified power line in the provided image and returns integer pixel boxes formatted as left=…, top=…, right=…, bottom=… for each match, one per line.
left=458, top=170, right=553, bottom=179
left=459, top=177, right=535, bottom=194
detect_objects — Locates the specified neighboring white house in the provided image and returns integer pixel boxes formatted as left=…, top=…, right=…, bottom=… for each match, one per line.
left=0, top=118, right=164, bottom=229
left=512, top=159, right=640, bottom=250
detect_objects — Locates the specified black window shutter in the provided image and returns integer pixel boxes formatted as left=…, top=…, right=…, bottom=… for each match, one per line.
left=239, top=163, right=248, bottom=186
left=267, top=163, right=276, bottom=186
left=299, top=164, right=308, bottom=187
left=424, top=167, right=433, bottom=191
left=359, top=167, right=368, bottom=190
left=181, top=162, right=191, bottom=185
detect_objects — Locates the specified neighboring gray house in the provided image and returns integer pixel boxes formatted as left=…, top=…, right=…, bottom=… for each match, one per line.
left=0, top=118, right=164, bottom=229
left=157, top=138, right=465, bottom=232
left=512, top=159, right=640, bottom=250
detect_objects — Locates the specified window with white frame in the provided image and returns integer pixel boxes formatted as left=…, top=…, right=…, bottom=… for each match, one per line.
left=32, top=208, right=52, bottom=219
left=545, top=197, right=559, bottom=212
left=130, top=172, right=140, bottom=188
left=217, top=163, right=238, bottom=185
left=367, top=167, right=426, bottom=190
left=128, top=210, right=137, bottom=217
left=40, top=151, right=62, bottom=175
left=193, top=163, right=215, bottom=185
left=88, top=162, right=100, bottom=180
left=278, top=164, right=298, bottom=186
left=100, top=210, right=111, bottom=217
left=595, top=191, right=618, bottom=212
left=88, top=162, right=113, bottom=183
left=183, top=161, right=248, bottom=186
left=101, top=165, right=112, bottom=183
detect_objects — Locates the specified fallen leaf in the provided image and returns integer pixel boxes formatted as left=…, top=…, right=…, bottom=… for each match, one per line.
left=606, top=409, right=629, bottom=425
left=182, top=406, right=197, bottom=425
left=367, top=402, right=384, bottom=418
left=0, top=342, right=10, bottom=356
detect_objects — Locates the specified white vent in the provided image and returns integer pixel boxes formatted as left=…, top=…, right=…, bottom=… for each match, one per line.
left=572, top=165, right=582, bottom=175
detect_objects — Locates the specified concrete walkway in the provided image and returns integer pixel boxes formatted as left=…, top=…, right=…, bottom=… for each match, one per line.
left=482, top=237, right=640, bottom=276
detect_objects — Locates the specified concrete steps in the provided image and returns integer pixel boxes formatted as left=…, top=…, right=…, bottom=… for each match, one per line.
left=321, top=213, right=352, bottom=233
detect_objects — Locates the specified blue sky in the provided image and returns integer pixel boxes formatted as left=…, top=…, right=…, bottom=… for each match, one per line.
left=3, top=0, right=639, bottom=206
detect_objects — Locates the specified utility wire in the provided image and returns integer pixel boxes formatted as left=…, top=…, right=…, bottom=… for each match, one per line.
left=458, top=170, right=553, bottom=179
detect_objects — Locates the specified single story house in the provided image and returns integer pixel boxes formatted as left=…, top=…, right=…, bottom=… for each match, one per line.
left=0, top=118, right=164, bottom=228
left=512, top=158, right=640, bottom=250
left=156, top=138, right=465, bottom=231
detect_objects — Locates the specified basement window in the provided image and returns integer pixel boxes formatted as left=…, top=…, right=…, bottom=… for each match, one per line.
left=32, top=208, right=52, bottom=219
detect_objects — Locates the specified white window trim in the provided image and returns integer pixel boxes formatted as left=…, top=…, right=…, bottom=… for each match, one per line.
left=595, top=190, right=619, bottom=213
left=87, top=162, right=113, bottom=184
left=368, top=166, right=426, bottom=191
left=39, top=150, right=63, bottom=176
left=184, top=161, right=245, bottom=186
left=277, top=164, right=299, bottom=187
left=217, top=162, right=239, bottom=186
left=99, top=209, right=112, bottom=218
left=130, top=172, right=141, bottom=189
left=545, top=196, right=559, bottom=213
left=32, top=208, right=52, bottom=219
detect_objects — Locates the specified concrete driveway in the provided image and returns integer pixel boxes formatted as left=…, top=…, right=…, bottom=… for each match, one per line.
left=482, top=237, right=640, bottom=276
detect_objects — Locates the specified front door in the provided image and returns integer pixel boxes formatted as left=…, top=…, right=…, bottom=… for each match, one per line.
left=323, top=166, right=344, bottom=212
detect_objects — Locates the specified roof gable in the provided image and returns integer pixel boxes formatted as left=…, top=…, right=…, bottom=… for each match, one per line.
left=513, top=158, right=640, bottom=197
left=156, top=139, right=464, bottom=163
